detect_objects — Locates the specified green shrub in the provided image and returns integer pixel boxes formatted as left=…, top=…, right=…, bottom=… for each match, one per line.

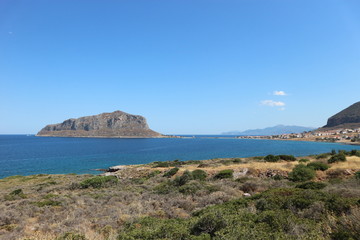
left=163, top=167, right=179, bottom=177
left=117, top=217, right=189, bottom=240
left=153, top=181, right=173, bottom=194
left=330, top=230, right=353, bottom=240
left=325, top=195, right=355, bottom=214
left=328, top=153, right=346, bottom=164
left=56, top=232, right=86, bottom=240
left=355, top=171, right=360, bottom=180
left=298, top=159, right=309, bottom=163
left=233, top=158, right=242, bottom=163
left=213, top=169, right=233, bottom=179
left=295, top=181, right=327, bottom=190
left=173, top=170, right=193, bottom=186
left=34, top=199, right=61, bottom=207
left=264, top=155, right=280, bottom=162
left=307, top=162, right=330, bottom=171
left=272, top=175, right=284, bottom=181
left=192, top=169, right=208, bottom=181
left=278, top=155, right=296, bottom=161
left=288, top=164, right=315, bottom=182
left=191, top=210, right=227, bottom=237
left=153, top=161, right=170, bottom=168
left=147, top=170, right=161, bottom=178
left=179, top=181, right=202, bottom=195
left=349, top=149, right=360, bottom=157
left=79, top=176, right=118, bottom=189
left=316, top=153, right=331, bottom=159
left=4, top=188, right=27, bottom=201
left=10, top=189, right=23, bottom=195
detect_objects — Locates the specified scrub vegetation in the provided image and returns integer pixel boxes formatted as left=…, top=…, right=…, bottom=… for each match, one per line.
left=0, top=151, right=359, bottom=240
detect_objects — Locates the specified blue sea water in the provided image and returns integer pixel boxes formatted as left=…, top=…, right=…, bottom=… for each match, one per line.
left=1, top=135, right=360, bottom=179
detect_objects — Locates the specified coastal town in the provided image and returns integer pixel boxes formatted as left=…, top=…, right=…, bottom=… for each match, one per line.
left=238, top=127, right=360, bottom=144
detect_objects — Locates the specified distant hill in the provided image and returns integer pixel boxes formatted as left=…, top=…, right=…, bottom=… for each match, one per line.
left=223, top=125, right=315, bottom=136
left=37, top=111, right=162, bottom=138
left=322, top=101, right=360, bottom=129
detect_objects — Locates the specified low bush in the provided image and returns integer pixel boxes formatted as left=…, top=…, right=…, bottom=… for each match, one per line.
left=34, top=199, right=61, bottom=207
left=298, top=158, right=309, bottom=163
left=264, top=155, right=280, bottom=162
left=192, top=169, right=208, bottom=181
left=213, top=169, right=233, bottom=179
left=179, top=181, right=202, bottom=195
left=79, top=175, right=118, bottom=189
left=288, top=164, right=315, bottom=182
left=147, top=170, right=161, bottom=178
left=4, top=188, right=27, bottom=201
left=328, top=153, right=346, bottom=164
left=118, top=217, right=189, bottom=240
left=163, top=167, right=179, bottom=177
left=190, top=210, right=227, bottom=237
left=233, top=158, right=242, bottom=163
left=316, top=153, right=331, bottom=159
left=296, top=181, right=327, bottom=190
left=355, top=171, right=360, bottom=180
left=152, top=161, right=170, bottom=168
left=240, top=182, right=260, bottom=193
left=153, top=181, right=173, bottom=194
left=56, top=232, right=86, bottom=240
left=173, top=170, right=193, bottom=186
left=272, top=175, right=284, bottom=181
left=348, top=149, right=360, bottom=157
left=307, top=162, right=330, bottom=171
left=278, top=155, right=296, bottom=161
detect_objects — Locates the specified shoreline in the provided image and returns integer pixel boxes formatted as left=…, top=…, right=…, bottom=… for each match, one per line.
left=35, top=134, right=182, bottom=139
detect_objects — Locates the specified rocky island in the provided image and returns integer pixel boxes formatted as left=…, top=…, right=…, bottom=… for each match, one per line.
left=36, top=110, right=163, bottom=138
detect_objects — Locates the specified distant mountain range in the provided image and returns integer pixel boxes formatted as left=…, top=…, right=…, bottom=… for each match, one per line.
left=222, top=125, right=315, bottom=136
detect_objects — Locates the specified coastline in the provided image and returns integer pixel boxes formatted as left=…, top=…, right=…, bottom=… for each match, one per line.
left=35, top=134, right=182, bottom=139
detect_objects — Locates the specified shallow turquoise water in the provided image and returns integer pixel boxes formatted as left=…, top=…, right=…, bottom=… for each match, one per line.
left=1, top=135, right=359, bottom=178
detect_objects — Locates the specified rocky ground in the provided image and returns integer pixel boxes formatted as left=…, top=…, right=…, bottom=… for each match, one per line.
left=0, top=152, right=359, bottom=239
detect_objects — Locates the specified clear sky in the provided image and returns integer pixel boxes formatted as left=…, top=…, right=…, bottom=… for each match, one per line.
left=1, top=0, right=360, bottom=134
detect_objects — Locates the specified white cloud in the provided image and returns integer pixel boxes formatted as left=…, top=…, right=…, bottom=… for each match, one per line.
left=273, top=90, right=287, bottom=96
left=261, top=100, right=285, bottom=107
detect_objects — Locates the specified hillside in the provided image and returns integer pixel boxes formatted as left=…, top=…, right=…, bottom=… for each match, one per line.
left=37, top=111, right=162, bottom=138
left=1, top=152, right=359, bottom=239
left=323, top=101, right=360, bottom=129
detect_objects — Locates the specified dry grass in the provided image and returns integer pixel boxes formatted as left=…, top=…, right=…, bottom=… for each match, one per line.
left=0, top=155, right=359, bottom=239
left=329, top=156, right=360, bottom=169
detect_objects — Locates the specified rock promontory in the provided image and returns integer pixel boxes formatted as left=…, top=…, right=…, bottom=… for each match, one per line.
left=323, top=101, right=360, bottom=129
left=37, top=111, right=162, bottom=138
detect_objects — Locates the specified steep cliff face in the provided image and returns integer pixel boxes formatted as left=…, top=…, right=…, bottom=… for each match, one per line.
left=323, top=101, right=360, bottom=128
left=37, top=111, right=162, bottom=138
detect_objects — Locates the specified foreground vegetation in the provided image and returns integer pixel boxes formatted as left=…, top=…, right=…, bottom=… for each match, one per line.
left=0, top=151, right=359, bottom=239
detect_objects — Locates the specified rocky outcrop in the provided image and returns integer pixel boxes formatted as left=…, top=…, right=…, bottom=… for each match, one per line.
left=323, top=101, right=360, bottom=129
left=37, top=111, right=162, bottom=138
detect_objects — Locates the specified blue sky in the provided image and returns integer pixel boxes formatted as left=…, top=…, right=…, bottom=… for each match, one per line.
left=1, top=0, right=360, bottom=134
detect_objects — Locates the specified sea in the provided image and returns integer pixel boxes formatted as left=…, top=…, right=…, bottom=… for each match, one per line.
left=1, top=134, right=360, bottom=179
